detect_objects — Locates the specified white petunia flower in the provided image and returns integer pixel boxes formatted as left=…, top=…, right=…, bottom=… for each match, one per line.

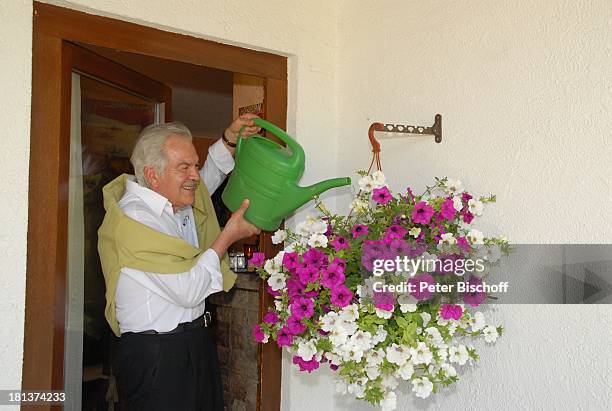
left=438, top=232, right=456, bottom=246
left=386, top=343, right=411, bottom=366
left=397, top=294, right=418, bottom=313
left=366, top=348, right=386, bottom=366
left=349, top=330, right=373, bottom=351
left=267, top=273, right=286, bottom=291
left=420, top=312, right=431, bottom=327
left=409, top=227, right=421, bottom=238
left=469, top=312, right=486, bottom=332
left=358, top=175, right=376, bottom=193
left=381, top=375, right=399, bottom=390
left=340, top=318, right=358, bottom=336
left=271, top=229, right=287, bottom=244
left=335, top=379, right=348, bottom=394
left=307, top=233, right=328, bottom=248
left=365, top=365, right=381, bottom=380
left=372, top=170, right=387, bottom=188
left=441, top=363, right=457, bottom=377
left=397, top=360, right=414, bottom=380
left=466, top=228, right=484, bottom=245
left=297, top=339, right=317, bottom=361
left=320, top=312, right=340, bottom=332
left=445, top=179, right=464, bottom=196
left=273, top=251, right=285, bottom=266
left=339, top=304, right=360, bottom=322
left=264, top=259, right=282, bottom=276
left=468, top=198, right=484, bottom=216
left=424, top=327, right=444, bottom=347
left=453, top=196, right=463, bottom=212
left=328, top=327, right=349, bottom=346
left=483, top=325, right=499, bottom=343
left=380, top=390, right=397, bottom=411
left=372, top=325, right=388, bottom=345
left=295, top=220, right=313, bottom=237
left=412, top=377, right=434, bottom=399
left=410, top=342, right=433, bottom=365
left=309, top=219, right=328, bottom=235
left=376, top=307, right=393, bottom=319
left=448, top=345, right=469, bottom=365
left=350, top=198, right=369, bottom=213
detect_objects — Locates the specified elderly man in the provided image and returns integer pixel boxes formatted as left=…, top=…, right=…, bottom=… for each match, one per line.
left=98, top=115, right=261, bottom=410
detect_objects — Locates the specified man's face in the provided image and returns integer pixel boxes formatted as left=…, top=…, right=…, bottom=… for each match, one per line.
left=150, top=134, right=200, bottom=211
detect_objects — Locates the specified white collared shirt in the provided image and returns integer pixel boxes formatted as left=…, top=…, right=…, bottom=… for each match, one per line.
left=115, top=139, right=233, bottom=334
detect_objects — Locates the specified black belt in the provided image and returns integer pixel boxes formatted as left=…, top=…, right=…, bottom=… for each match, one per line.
left=123, top=312, right=212, bottom=336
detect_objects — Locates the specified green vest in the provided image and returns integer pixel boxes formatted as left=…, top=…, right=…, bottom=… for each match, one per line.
left=97, top=174, right=236, bottom=337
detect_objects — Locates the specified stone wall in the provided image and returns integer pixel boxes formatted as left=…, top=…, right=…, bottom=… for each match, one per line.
left=208, top=273, right=260, bottom=410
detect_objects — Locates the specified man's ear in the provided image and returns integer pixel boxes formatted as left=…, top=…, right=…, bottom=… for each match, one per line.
left=143, top=165, right=159, bottom=189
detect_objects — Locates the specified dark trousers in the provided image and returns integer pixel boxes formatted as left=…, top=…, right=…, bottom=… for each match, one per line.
left=117, top=327, right=224, bottom=411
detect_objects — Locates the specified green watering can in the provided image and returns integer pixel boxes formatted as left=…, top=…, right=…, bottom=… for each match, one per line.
left=222, top=118, right=351, bottom=231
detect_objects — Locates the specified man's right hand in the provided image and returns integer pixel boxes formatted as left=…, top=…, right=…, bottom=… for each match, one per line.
left=211, top=199, right=261, bottom=259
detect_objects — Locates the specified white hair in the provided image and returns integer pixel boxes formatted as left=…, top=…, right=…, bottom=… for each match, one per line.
left=130, top=122, right=193, bottom=187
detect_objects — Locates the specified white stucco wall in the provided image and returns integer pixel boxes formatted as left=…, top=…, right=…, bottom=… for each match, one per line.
left=0, top=0, right=32, bottom=393
left=2, top=0, right=611, bottom=409
left=334, top=1, right=612, bottom=410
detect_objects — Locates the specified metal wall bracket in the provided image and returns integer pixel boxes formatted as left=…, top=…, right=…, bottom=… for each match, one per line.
left=369, top=114, right=442, bottom=147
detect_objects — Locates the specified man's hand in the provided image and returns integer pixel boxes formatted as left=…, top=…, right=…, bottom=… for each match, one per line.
left=211, top=199, right=261, bottom=259
left=222, top=113, right=261, bottom=154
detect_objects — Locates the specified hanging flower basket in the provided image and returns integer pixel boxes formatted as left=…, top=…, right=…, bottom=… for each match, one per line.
left=250, top=171, right=509, bottom=410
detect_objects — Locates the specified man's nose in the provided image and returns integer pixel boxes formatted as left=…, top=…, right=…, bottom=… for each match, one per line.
left=189, top=165, right=200, bottom=181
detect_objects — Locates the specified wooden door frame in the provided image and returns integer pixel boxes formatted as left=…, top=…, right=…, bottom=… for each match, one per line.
left=26, top=3, right=286, bottom=410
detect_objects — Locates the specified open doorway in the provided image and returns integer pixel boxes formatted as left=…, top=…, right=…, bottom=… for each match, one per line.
left=26, top=3, right=285, bottom=410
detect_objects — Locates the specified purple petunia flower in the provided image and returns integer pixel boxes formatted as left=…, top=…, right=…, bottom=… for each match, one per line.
left=457, top=236, right=471, bottom=253
left=249, top=252, right=266, bottom=267
left=412, top=201, right=435, bottom=225
left=291, top=297, right=315, bottom=319
left=276, top=326, right=293, bottom=347
left=297, top=265, right=320, bottom=286
left=440, top=304, right=463, bottom=320
left=373, top=290, right=395, bottom=311
left=286, top=315, right=307, bottom=334
left=330, top=285, right=353, bottom=308
left=266, top=285, right=281, bottom=297
left=462, top=209, right=474, bottom=224
left=408, top=273, right=436, bottom=301
left=252, top=324, right=266, bottom=343
left=331, top=235, right=350, bottom=251
left=351, top=224, right=369, bottom=239
left=372, top=186, right=393, bottom=205
left=384, top=224, right=408, bottom=240
left=292, top=356, right=320, bottom=373
left=463, top=276, right=486, bottom=307
left=282, top=252, right=300, bottom=272
left=303, top=248, right=327, bottom=269
left=439, top=198, right=457, bottom=221
left=263, top=311, right=279, bottom=324
left=321, top=267, right=346, bottom=289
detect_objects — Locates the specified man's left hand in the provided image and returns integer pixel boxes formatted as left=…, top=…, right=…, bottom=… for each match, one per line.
left=223, top=113, right=261, bottom=147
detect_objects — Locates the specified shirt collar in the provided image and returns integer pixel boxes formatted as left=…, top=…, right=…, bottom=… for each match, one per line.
left=125, top=176, right=173, bottom=217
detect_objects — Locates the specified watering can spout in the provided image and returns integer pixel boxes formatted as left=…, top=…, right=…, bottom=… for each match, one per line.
left=277, top=177, right=352, bottom=218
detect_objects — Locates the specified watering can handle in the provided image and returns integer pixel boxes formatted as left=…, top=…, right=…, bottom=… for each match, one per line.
left=237, top=118, right=303, bottom=159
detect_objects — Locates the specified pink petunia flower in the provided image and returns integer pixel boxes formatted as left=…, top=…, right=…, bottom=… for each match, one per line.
left=331, top=235, right=350, bottom=251
left=463, top=276, right=486, bottom=307
left=321, top=267, right=346, bottom=289
left=352, top=224, right=369, bottom=239
left=276, top=326, right=293, bottom=347
left=412, top=201, right=435, bottom=225
left=408, top=273, right=436, bottom=301
left=291, top=297, right=315, bottom=319
left=439, top=198, right=456, bottom=221
left=372, top=186, right=393, bottom=205
left=330, top=284, right=353, bottom=308
left=373, top=290, right=395, bottom=311
left=440, top=303, right=463, bottom=320
left=292, top=356, right=320, bottom=373
left=252, top=324, right=266, bottom=343
left=282, top=252, right=300, bottom=271
left=286, top=315, right=307, bottom=334
left=249, top=252, right=265, bottom=267
left=263, top=311, right=279, bottom=324
left=384, top=224, right=408, bottom=240
left=457, top=236, right=471, bottom=253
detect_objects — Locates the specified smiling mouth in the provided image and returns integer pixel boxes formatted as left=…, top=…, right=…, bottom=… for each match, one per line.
left=182, top=181, right=199, bottom=191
